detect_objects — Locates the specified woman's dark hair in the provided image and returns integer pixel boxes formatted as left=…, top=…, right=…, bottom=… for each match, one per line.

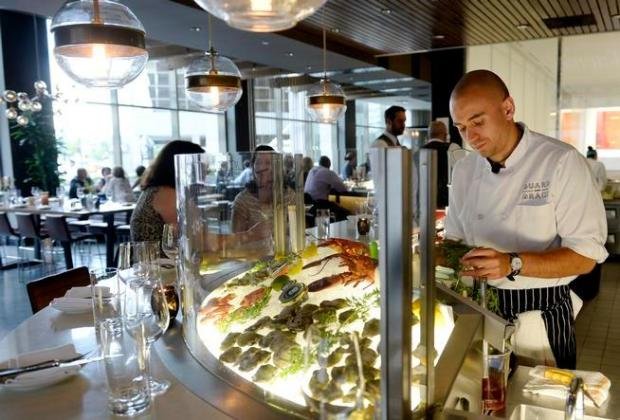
left=247, top=145, right=275, bottom=194
left=112, top=166, right=125, bottom=179
left=142, top=140, right=205, bottom=188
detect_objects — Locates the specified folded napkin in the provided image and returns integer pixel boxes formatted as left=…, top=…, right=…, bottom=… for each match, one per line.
left=51, top=297, right=93, bottom=312
left=0, top=344, right=82, bottom=387
left=65, top=285, right=110, bottom=299
left=524, top=365, right=611, bottom=407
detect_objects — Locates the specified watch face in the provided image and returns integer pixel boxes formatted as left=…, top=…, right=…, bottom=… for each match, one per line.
left=511, top=256, right=523, bottom=271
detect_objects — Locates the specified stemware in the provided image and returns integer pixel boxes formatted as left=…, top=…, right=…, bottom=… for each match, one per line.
left=161, top=223, right=179, bottom=261
left=123, top=254, right=171, bottom=396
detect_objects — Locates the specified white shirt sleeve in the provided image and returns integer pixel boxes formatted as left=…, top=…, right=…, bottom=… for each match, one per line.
left=553, top=150, right=608, bottom=263
left=443, top=159, right=466, bottom=242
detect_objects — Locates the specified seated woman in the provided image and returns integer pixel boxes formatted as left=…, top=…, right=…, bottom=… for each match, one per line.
left=130, top=140, right=204, bottom=243
left=231, top=145, right=295, bottom=253
left=102, top=166, right=134, bottom=203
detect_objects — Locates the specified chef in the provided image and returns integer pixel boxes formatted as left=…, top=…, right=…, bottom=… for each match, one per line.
left=445, top=69, right=608, bottom=369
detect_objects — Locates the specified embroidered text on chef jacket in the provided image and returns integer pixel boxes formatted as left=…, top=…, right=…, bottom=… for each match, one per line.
left=444, top=123, right=608, bottom=290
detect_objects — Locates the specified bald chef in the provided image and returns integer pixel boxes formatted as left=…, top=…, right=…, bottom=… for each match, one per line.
left=445, top=70, right=607, bottom=368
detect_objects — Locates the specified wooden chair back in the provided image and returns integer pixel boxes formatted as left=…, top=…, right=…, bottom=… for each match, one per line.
left=26, top=266, right=90, bottom=313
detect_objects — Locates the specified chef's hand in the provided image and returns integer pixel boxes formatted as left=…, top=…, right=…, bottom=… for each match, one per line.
left=459, top=247, right=511, bottom=280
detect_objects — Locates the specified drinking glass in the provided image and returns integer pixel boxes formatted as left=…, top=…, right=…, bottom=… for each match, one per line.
left=90, top=268, right=122, bottom=337
left=100, top=318, right=151, bottom=416
left=124, top=259, right=171, bottom=396
left=76, top=186, right=85, bottom=199
left=161, top=223, right=179, bottom=261
left=482, top=348, right=510, bottom=414
left=316, top=208, right=331, bottom=240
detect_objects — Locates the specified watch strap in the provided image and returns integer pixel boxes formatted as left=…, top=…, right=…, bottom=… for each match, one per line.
left=507, top=252, right=521, bottom=281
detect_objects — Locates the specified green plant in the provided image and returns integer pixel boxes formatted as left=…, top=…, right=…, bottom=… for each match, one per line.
left=9, top=107, right=63, bottom=194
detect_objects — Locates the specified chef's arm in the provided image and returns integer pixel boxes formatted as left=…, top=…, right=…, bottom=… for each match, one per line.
left=519, top=247, right=596, bottom=278
left=460, top=247, right=596, bottom=280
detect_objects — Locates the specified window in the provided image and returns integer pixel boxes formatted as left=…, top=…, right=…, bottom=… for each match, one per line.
left=47, top=20, right=227, bottom=188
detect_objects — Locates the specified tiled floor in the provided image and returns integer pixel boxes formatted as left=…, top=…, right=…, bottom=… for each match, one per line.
left=575, top=259, right=620, bottom=389
left=1, top=243, right=619, bottom=401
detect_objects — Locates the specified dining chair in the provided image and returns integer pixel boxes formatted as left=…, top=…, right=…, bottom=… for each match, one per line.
left=45, top=215, right=98, bottom=269
left=14, top=212, right=49, bottom=276
left=0, top=212, right=20, bottom=264
left=26, top=266, right=90, bottom=313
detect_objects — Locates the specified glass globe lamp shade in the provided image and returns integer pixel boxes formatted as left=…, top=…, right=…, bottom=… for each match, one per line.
left=51, top=0, right=148, bottom=88
left=185, top=50, right=243, bottom=112
left=193, top=0, right=327, bottom=32
left=307, top=79, right=346, bottom=123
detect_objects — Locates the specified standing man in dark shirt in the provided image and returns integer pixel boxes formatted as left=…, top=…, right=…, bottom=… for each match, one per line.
left=372, top=105, right=406, bottom=148
left=422, top=120, right=451, bottom=208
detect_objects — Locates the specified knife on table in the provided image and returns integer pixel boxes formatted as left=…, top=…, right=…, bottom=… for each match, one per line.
left=0, top=355, right=104, bottom=382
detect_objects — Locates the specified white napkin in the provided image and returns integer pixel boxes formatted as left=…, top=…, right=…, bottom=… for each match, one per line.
left=65, top=285, right=110, bottom=299
left=0, top=344, right=82, bottom=386
left=51, top=297, right=92, bottom=312
left=524, top=366, right=611, bottom=407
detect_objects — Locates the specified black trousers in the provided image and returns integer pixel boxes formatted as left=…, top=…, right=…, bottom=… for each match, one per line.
left=496, top=285, right=576, bottom=369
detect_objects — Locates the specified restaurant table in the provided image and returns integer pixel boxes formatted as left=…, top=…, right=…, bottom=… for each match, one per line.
left=0, top=305, right=231, bottom=419
left=0, top=202, right=135, bottom=268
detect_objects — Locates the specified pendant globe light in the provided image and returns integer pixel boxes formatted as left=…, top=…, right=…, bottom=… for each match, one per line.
left=307, top=28, right=346, bottom=123
left=51, top=0, right=148, bottom=88
left=185, top=15, right=243, bottom=112
left=193, top=0, right=328, bottom=32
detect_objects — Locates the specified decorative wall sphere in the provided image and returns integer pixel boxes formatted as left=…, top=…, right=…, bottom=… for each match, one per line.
left=16, top=115, right=29, bottom=126
left=18, top=101, right=32, bottom=111
left=31, top=101, right=43, bottom=112
left=17, top=92, right=29, bottom=101
left=193, top=0, right=328, bottom=32
left=3, top=90, right=17, bottom=102
left=34, top=80, right=47, bottom=91
left=5, top=108, right=17, bottom=119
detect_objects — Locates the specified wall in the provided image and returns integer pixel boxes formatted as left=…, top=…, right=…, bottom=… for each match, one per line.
left=466, top=38, right=558, bottom=143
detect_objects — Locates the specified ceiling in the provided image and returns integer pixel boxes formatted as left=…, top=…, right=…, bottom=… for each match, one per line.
left=1, top=0, right=620, bottom=105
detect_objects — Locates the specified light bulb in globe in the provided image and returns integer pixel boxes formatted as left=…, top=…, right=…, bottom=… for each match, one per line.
left=51, top=0, right=148, bottom=88
left=193, top=0, right=327, bottom=32
left=18, top=101, right=32, bottom=112
left=34, top=80, right=47, bottom=92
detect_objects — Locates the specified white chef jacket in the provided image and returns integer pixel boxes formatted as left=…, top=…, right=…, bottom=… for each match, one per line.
left=445, top=123, right=608, bottom=290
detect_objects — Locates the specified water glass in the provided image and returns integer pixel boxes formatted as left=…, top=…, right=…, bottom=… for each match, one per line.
left=161, top=224, right=179, bottom=261
left=90, top=268, right=122, bottom=336
left=316, top=208, right=331, bottom=240
left=481, top=349, right=510, bottom=414
left=100, top=318, right=151, bottom=417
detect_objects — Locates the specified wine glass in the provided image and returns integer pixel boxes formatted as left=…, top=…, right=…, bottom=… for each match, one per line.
left=76, top=186, right=85, bottom=199
left=124, top=257, right=171, bottom=396
left=161, top=224, right=179, bottom=261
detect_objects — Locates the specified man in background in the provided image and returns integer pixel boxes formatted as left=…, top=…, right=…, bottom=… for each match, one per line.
left=69, top=168, right=93, bottom=199
left=305, top=156, right=349, bottom=221
left=372, top=105, right=406, bottom=148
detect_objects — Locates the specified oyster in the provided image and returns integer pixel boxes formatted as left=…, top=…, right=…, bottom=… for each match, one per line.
left=320, top=298, right=348, bottom=310
left=220, top=332, right=241, bottom=351
left=259, top=330, right=297, bottom=350
left=238, top=347, right=271, bottom=372
left=300, top=303, right=319, bottom=316
left=345, top=348, right=378, bottom=367
left=273, top=344, right=302, bottom=369
left=326, top=347, right=345, bottom=367
left=253, top=364, right=277, bottom=382
left=312, top=308, right=337, bottom=325
left=362, top=319, right=380, bottom=338
left=245, top=316, right=272, bottom=332
left=338, top=309, right=357, bottom=325
left=219, top=346, right=242, bottom=364
left=236, top=331, right=262, bottom=347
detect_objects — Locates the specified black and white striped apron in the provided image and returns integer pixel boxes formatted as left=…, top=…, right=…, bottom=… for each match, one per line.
left=496, top=285, right=576, bottom=369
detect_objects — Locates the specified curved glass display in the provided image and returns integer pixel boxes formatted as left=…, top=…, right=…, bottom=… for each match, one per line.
left=175, top=151, right=456, bottom=416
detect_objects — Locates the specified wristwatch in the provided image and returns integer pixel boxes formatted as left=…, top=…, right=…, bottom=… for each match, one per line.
left=507, top=252, right=522, bottom=281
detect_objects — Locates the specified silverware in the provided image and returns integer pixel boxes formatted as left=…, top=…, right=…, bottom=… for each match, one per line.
left=0, top=354, right=103, bottom=382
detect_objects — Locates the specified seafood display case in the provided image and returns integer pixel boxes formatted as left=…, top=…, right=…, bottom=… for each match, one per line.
left=173, top=149, right=512, bottom=419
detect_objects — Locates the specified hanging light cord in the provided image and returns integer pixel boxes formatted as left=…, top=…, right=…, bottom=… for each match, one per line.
left=208, top=14, right=217, bottom=74
left=93, top=0, right=102, bottom=24
left=322, top=28, right=327, bottom=81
